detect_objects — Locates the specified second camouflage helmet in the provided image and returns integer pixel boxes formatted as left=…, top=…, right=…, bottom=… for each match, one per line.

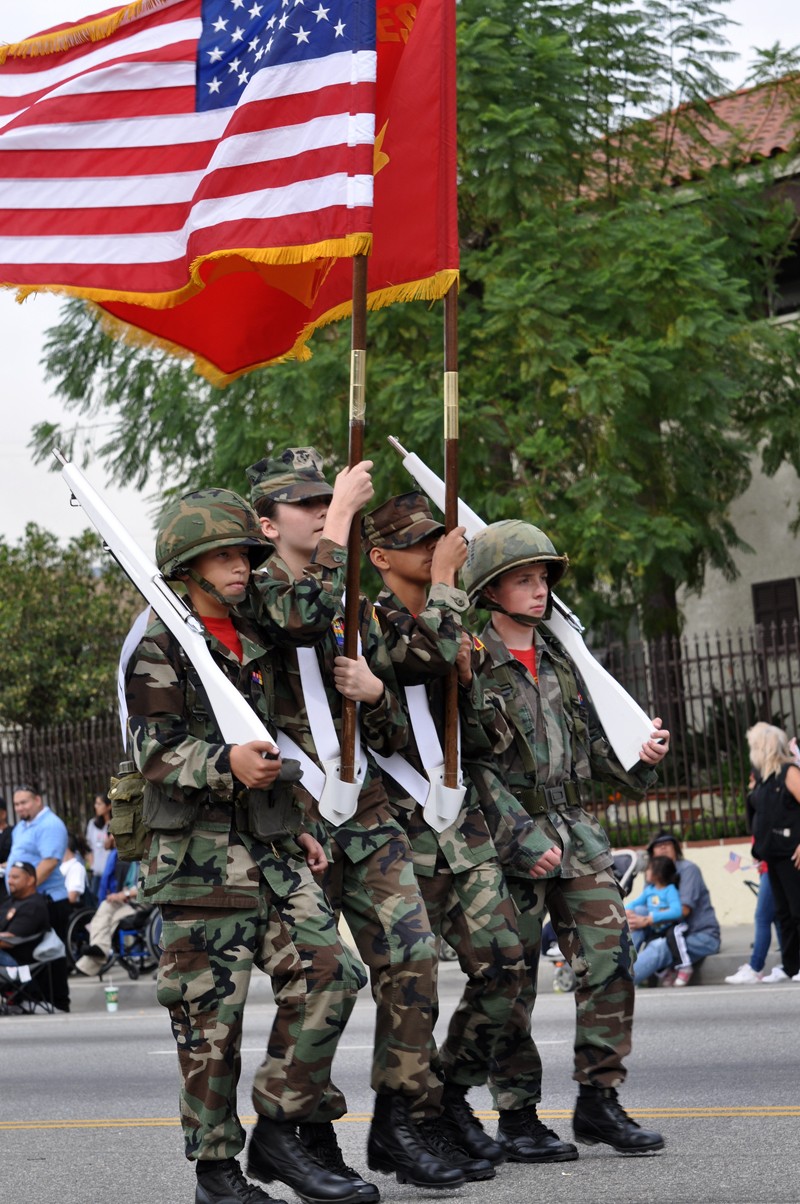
left=156, top=488, right=269, bottom=578
left=462, top=520, right=569, bottom=602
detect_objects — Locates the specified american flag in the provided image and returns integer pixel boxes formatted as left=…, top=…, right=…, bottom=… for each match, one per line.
left=0, top=0, right=376, bottom=298
left=723, top=851, right=742, bottom=873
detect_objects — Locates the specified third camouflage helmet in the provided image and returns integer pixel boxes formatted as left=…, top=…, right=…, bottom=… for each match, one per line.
left=462, top=520, right=568, bottom=603
left=156, top=488, right=269, bottom=578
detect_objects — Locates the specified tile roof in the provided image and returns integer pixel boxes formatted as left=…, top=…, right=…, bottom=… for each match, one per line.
left=661, top=75, right=800, bottom=184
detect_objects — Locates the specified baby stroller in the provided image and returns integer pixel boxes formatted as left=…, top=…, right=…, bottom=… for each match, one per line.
left=543, top=847, right=646, bottom=993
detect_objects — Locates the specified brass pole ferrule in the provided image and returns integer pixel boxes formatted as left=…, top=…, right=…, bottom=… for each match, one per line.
left=444, top=371, right=459, bottom=439
left=350, top=349, right=366, bottom=422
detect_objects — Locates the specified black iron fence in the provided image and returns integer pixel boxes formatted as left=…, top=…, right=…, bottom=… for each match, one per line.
left=1, top=622, right=798, bottom=846
left=586, top=621, right=800, bottom=846
left=0, top=713, right=124, bottom=836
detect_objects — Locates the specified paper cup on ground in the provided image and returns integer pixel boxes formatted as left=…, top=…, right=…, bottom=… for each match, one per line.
left=104, top=984, right=119, bottom=1012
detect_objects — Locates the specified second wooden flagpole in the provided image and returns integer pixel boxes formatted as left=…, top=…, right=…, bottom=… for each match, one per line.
left=340, top=252, right=368, bottom=783
left=443, top=280, right=460, bottom=789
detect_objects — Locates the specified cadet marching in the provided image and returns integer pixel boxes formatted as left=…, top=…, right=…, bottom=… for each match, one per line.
left=122, top=447, right=670, bottom=1204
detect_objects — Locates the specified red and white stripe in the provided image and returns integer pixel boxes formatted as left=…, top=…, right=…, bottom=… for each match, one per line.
left=0, top=0, right=375, bottom=295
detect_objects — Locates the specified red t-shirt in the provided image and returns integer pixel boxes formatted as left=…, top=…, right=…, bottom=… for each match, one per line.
left=510, top=645, right=538, bottom=683
left=203, top=615, right=243, bottom=662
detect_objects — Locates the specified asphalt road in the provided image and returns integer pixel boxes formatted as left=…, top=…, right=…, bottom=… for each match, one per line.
left=3, top=966, right=799, bottom=1204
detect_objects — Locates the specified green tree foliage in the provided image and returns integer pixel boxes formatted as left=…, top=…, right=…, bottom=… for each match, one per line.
left=0, top=526, right=138, bottom=727
left=31, top=0, right=800, bottom=640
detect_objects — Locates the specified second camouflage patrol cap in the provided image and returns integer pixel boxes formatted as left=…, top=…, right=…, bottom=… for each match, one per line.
left=362, top=491, right=445, bottom=553
left=246, top=447, right=334, bottom=505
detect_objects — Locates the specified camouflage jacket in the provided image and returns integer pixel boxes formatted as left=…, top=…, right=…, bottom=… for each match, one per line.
left=127, top=608, right=307, bottom=908
left=248, top=536, right=347, bottom=644
left=264, top=552, right=409, bottom=864
left=468, top=621, right=657, bottom=880
left=372, top=586, right=503, bottom=877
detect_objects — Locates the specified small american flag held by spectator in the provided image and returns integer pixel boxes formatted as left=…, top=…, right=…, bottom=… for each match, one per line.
left=723, top=851, right=742, bottom=873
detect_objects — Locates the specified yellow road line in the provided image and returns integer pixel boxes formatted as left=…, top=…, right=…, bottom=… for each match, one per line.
left=3, top=1106, right=800, bottom=1132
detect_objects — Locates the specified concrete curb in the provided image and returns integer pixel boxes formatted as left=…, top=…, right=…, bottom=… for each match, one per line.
left=59, top=923, right=774, bottom=1014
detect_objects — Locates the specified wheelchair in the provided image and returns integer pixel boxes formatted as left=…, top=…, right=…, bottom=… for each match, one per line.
left=67, top=902, right=162, bottom=980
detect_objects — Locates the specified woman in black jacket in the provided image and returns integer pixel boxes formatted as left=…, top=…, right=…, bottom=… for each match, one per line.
left=747, top=723, right=800, bottom=982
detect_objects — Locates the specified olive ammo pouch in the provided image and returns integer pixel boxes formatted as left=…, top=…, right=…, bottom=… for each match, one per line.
left=109, top=643, right=214, bottom=858
left=108, top=764, right=152, bottom=861
left=236, top=757, right=303, bottom=842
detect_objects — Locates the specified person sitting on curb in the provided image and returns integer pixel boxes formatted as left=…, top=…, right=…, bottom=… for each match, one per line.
left=629, top=832, right=720, bottom=986
left=0, top=860, right=51, bottom=968
left=74, top=847, right=140, bottom=976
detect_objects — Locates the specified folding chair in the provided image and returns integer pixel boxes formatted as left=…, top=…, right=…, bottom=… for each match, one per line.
left=0, top=929, right=67, bottom=1015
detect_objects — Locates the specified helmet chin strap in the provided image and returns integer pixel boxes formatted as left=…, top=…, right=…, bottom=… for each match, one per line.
left=481, top=593, right=554, bottom=626
left=183, top=567, right=241, bottom=609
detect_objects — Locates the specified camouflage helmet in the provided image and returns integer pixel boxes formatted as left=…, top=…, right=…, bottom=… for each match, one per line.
left=462, top=520, right=569, bottom=603
left=156, top=488, right=269, bottom=578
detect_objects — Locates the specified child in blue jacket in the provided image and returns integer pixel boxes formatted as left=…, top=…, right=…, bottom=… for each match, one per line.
left=626, top=855, right=683, bottom=949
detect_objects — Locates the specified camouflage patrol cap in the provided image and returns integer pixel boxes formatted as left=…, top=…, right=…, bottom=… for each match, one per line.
left=462, top=520, right=569, bottom=602
left=246, top=446, right=334, bottom=506
left=156, top=488, right=269, bottom=578
left=362, top=491, right=445, bottom=555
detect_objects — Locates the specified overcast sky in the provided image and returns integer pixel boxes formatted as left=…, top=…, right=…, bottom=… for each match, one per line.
left=1, top=0, right=799, bottom=553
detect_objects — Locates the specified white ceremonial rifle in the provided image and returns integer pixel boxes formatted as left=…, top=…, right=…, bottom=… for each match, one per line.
left=54, top=449, right=280, bottom=753
left=387, top=437, right=655, bottom=771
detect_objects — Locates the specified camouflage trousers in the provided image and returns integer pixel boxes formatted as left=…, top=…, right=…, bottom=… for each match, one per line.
left=156, top=872, right=365, bottom=1161
left=490, top=868, right=636, bottom=1111
left=325, top=836, right=439, bottom=1104
left=415, top=859, right=526, bottom=1118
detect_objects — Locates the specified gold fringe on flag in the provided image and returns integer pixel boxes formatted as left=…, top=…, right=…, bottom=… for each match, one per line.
left=10, top=255, right=457, bottom=388
left=0, top=0, right=169, bottom=63
left=315, top=269, right=461, bottom=328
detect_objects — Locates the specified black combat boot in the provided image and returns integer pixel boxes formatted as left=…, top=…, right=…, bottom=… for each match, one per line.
left=195, top=1158, right=289, bottom=1204
left=497, top=1105, right=579, bottom=1162
left=440, top=1082, right=505, bottom=1164
left=297, top=1122, right=380, bottom=1203
left=366, top=1093, right=466, bottom=1188
left=423, top=1117, right=496, bottom=1181
left=572, top=1086, right=665, bottom=1155
left=247, top=1116, right=368, bottom=1202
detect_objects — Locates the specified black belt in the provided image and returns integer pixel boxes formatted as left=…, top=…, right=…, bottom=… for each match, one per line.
left=519, top=781, right=582, bottom=814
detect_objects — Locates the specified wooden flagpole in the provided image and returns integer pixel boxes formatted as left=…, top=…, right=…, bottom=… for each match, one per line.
left=340, top=252, right=368, bottom=782
left=443, top=279, right=460, bottom=789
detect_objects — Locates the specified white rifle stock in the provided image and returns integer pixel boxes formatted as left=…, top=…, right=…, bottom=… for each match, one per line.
left=388, top=437, right=654, bottom=771
left=54, top=450, right=279, bottom=752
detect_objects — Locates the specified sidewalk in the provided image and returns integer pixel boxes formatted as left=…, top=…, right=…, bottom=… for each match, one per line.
left=61, top=923, right=768, bottom=1015
left=534, top=922, right=767, bottom=992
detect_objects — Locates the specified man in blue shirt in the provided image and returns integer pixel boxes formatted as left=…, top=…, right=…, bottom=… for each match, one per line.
left=8, top=785, right=69, bottom=904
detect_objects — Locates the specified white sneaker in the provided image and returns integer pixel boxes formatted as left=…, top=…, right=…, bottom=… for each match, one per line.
left=724, top=964, right=764, bottom=984
left=792, top=972, right=800, bottom=983
left=761, top=966, right=790, bottom=983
